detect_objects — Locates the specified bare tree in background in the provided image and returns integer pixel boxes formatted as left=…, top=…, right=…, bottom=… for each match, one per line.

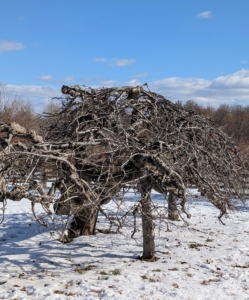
left=0, top=83, right=39, bottom=131
left=0, top=84, right=247, bottom=260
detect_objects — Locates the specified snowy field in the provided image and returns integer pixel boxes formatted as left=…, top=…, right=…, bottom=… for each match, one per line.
left=0, top=192, right=249, bottom=300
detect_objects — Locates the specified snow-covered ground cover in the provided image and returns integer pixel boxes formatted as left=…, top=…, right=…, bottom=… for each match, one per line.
left=0, top=191, right=249, bottom=300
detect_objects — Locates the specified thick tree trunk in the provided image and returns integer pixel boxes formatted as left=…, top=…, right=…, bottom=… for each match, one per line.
left=69, top=205, right=99, bottom=237
left=168, top=190, right=179, bottom=221
left=140, top=183, right=155, bottom=260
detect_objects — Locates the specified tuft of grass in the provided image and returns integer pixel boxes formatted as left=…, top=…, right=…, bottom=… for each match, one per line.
left=74, top=267, right=84, bottom=274
left=84, top=265, right=95, bottom=271
left=201, top=278, right=219, bottom=285
left=152, top=269, right=161, bottom=272
left=97, top=276, right=109, bottom=280
left=110, top=268, right=121, bottom=275
left=74, top=265, right=95, bottom=274
left=90, top=289, right=105, bottom=293
left=189, top=242, right=203, bottom=249
left=100, top=270, right=108, bottom=275
left=205, top=238, right=214, bottom=242
left=141, top=275, right=160, bottom=282
left=65, top=282, right=74, bottom=289
left=18, top=273, right=25, bottom=279
left=54, top=290, right=64, bottom=294
left=66, top=292, right=77, bottom=296
left=168, top=267, right=178, bottom=271
left=100, top=268, right=121, bottom=276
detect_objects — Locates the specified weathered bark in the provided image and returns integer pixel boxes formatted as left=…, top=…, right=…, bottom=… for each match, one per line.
left=69, top=205, right=99, bottom=237
left=0, top=175, right=6, bottom=202
left=168, top=190, right=179, bottom=221
left=41, top=167, right=47, bottom=188
left=140, top=183, right=155, bottom=260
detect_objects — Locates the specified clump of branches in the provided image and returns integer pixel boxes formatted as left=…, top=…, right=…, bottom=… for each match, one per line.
left=47, top=84, right=246, bottom=215
left=0, top=84, right=247, bottom=258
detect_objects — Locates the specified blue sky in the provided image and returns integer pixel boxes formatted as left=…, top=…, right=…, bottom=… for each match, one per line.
left=1, top=0, right=249, bottom=111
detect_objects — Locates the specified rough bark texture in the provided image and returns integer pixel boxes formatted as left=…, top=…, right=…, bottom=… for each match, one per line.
left=139, top=182, right=155, bottom=260
left=69, top=205, right=99, bottom=237
left=168, top=190, right=180, bottom=221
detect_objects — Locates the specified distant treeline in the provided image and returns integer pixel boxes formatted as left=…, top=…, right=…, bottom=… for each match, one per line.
left=176, top=100, right=249, bottom=154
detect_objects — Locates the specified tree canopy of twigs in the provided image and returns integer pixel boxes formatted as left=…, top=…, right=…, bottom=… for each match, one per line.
left=0, top=84, right=247, bottom=259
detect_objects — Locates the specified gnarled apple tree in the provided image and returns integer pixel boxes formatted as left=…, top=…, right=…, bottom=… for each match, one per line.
left=0, top=84, right=247, bottom=260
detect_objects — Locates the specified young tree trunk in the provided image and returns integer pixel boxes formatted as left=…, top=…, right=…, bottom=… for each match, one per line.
left=168, top=190, right=179, bottom=221
left=140, top=183, right=155, bottom=260
left=69, top=205, right=99, bottom=237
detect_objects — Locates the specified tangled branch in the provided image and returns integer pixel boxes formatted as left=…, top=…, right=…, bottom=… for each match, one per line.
left=0, top=85, right=247, bottom=233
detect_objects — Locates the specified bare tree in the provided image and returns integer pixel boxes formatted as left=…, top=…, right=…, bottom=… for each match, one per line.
left=0, top=84, right=247, bottom=260
left=0, top=83, right=39, bottom=131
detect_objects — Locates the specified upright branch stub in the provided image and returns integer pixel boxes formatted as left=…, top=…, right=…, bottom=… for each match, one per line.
left=0, top=84, right=247, bottom=222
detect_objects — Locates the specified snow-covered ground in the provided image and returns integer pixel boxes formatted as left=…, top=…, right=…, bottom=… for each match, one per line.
left=0, top=192, right=249, bottom=300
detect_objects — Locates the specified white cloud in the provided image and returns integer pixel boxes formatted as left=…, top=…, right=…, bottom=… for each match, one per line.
left=37, top=75, right=54, bottom=81
left=112, top=59, right=135, bottom=67
left=92, top=57, right=135, bottom=67
left=92, top=58, right=106, bottom=62
left=148, top=69, right=249, bottom=106
left=37, top=76, right=75, bottom=84
left=5, top=84, right=60, bottom=98
left=0, top=40, right=25, bottom=54
left=209, top=69, right=249, bottom=89
left=5, top=84, right=61, bottom=112
left=125, top=79, right=142, bottom=86
left=5, top=69, right=249, bottom=113
left=54, top=77, right=75, bottom=84
left=98, top=79, right=118, bottom=87
left=131, top=72, right=148, bottom=79
left=149, top=77, right=210, bottom=100
left=196, top=11, right=212, bottom=19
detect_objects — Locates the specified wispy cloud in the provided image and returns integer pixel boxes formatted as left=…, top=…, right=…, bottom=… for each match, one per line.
left=98, top=79, right=118, bottom=87
left=196, top=11, right=212, bottom=19
left=131, top=72, right=148, bottom=79
left=241, top=60, right=247, bottom=64
left=149, top=69, right=249, bottom=106
left=112, top=59, right=135, bottom=67
left=7, top=69, right=249, bottom=112
left=54, top=77, right=75, bottom=84
left=209, top=69, right=249, bottom=89
left=37, top=75, right=54, bottom=81
left=92, top=57, right=135, bottom=67
left=37, top=75, right=75, bottom=84
left=92, top=58, right=106, bottom=62
left=0, top=40, right=25, bottom=54
left=5, top=84, right=61, bottom=112
left=125, top=79, right=142, bottom=86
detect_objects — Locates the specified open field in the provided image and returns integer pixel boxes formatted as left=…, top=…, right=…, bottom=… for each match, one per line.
left=0, top=192, right=249, bottom=300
